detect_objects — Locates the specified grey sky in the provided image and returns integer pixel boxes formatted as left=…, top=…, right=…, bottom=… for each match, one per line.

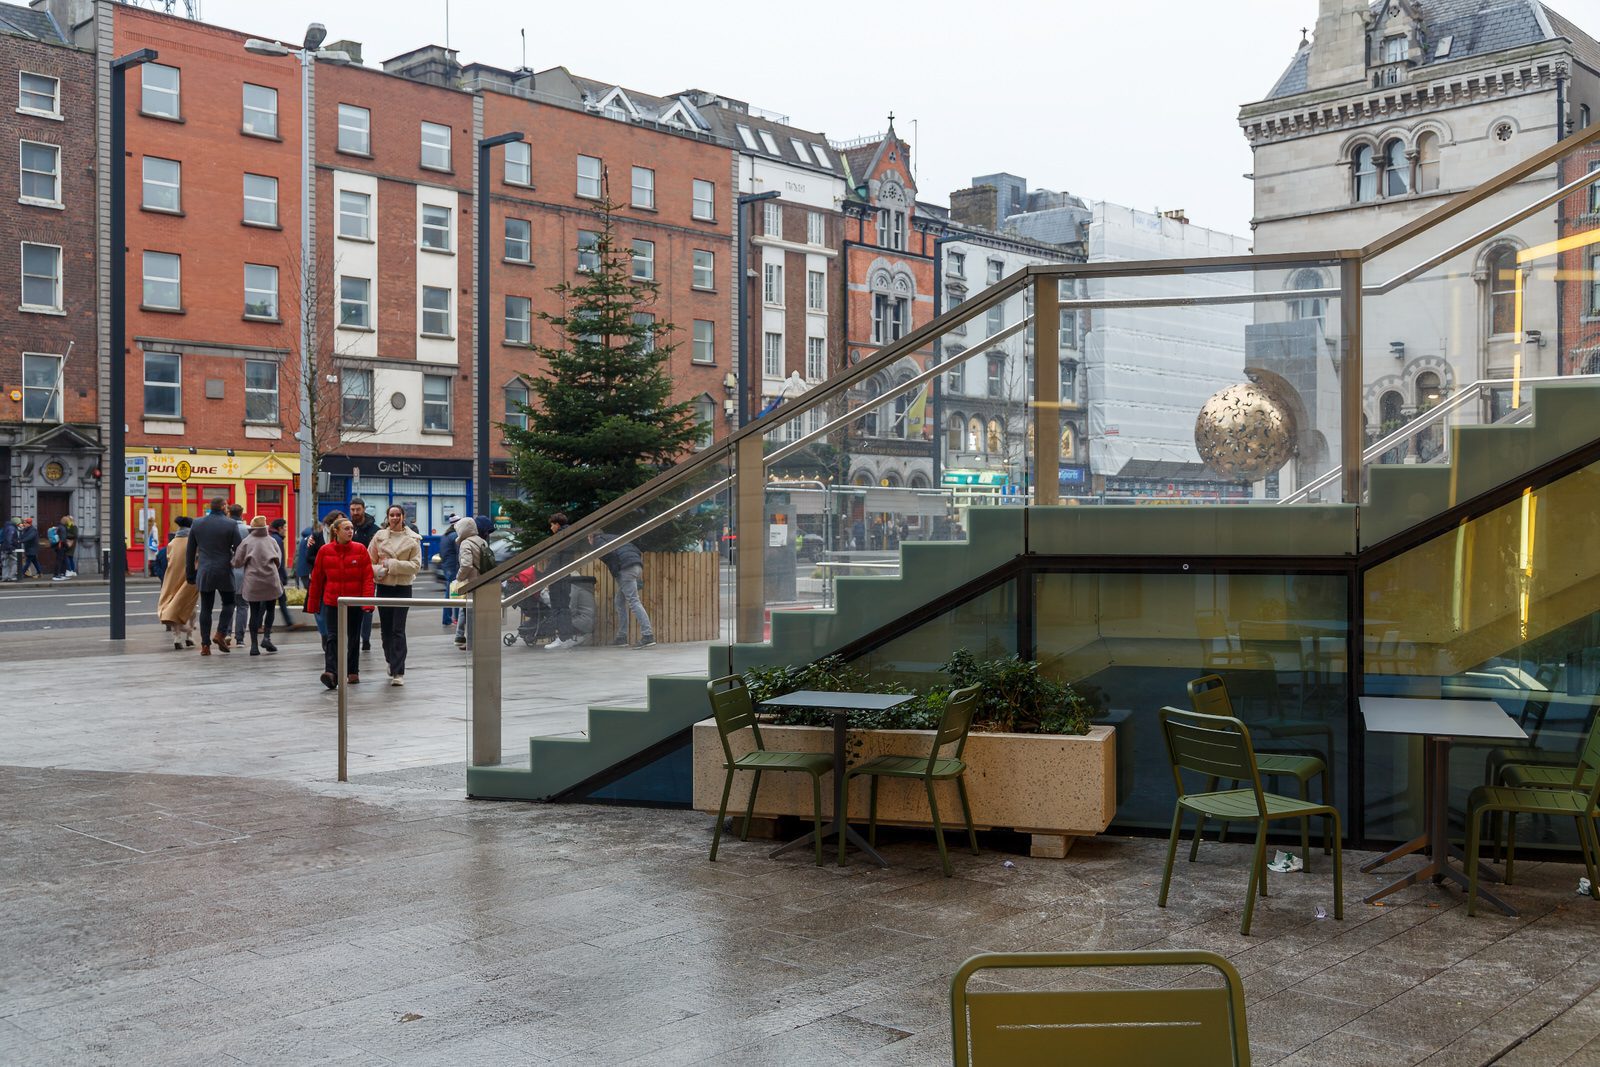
left=196, top=0, right=1599, bottom=241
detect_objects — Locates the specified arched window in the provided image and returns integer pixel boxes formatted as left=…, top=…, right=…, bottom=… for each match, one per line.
left=891, top=388, right=910, bottom=439
left=1379, top=390, right=1404, bottom=428
left=1353, top=145, right=1377, bottom=202
left=1384, top=139, right=1410, bottom=197
left=693, top=394, right=716, bottom=451
left=966, top=416, right=982, bottom=452
left=1487, top=247, right=1518, bottom=335
left=1060, top=425, right=1075, bottom=461
left=882, top=471, right=901, bottom=488
left=1415, top=131, right=1440, bottom=192
left=985, top=419, right=1004, bottom=454
left=947, top=413, right=964, bottom=451
left=860, top=377, right=882, bottom=436
left=1288, top=269, right=1327, bottom=327
left=1415, top=371, right=1442, bottom=410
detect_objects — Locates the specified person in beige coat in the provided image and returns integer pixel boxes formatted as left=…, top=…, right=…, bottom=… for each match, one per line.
left=156, top=518, right=198, bottom=650
left=231, top=516, right=285, bottom=656
left=369, top=505, right=422, bottom=684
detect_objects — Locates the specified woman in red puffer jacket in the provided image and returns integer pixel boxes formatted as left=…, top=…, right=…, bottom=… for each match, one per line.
left=305, top=515, right=375, bottom=689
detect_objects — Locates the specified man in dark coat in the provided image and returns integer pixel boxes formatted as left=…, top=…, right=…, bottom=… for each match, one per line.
left=438, top=515, right=460, bottom=626
left=589, top=532, right=653, bottom=648
left=18, top=518, right=40, bottom=578
left=186, top=496, right=243, bottom=654
left=0, top=518, right=18, bottom=582
left=349, top=498, right=378, bottom=649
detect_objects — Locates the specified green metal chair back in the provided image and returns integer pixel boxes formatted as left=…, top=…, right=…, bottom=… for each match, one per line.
left=707, top=675, right=764, bottom=766
left=927, top=685, right=981, bottom=772
left=950, top=950, right=1251, bottom=1066
left=1575, top=715, right=1600, bottom=804
left=1160, top=706, right=1268, bottom=817
left=1187, top=674, right=1234, bottom=718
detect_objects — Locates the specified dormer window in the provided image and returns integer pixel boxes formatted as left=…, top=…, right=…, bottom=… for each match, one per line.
left=1381, top=35, right=1406, bottom=64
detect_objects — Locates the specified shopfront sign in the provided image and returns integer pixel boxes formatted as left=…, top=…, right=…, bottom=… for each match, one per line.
left=174, top=460, right=192, bottom=483
left=320, top=456, right=472, bottom=480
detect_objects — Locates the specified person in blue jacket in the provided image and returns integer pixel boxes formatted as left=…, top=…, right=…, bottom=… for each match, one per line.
left=438, top=513, right=460, bottom=626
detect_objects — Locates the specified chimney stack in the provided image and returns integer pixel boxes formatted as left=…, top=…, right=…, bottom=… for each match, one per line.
left=1306, top=0, right=1370, bottom=91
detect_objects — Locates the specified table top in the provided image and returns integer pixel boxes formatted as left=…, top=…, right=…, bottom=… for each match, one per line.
left=1359, top=696, right=1529, bottom=741
left=760, top=690, right=914, bottom=712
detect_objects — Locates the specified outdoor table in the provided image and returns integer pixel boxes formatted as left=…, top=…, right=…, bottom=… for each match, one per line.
left=1359, top=696, right=1528, bottom=916
left=759, top=689, right=913, bottom=868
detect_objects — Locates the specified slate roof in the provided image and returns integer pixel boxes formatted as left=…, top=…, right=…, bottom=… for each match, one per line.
left=0, top=2, right=66, bottom=43
left=697, top=107, right=838, bottom=177
left=1262, top=0, right=1599, bottom=100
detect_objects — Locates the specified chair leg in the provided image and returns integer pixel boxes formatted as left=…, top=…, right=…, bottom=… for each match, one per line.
left=1321, top=768, right=1333, bottom=855
left=740, top=770, right=762, bottom=842
left=811, top=773, right=824, bottom=868
left=1242, top=824, right=1267, bottom=936
left=1159, top=806, right=1184, bottom=908
left=1466, top=806, right=1484, bottom=917
left=1506, top=814, right=1518, bottom=885
left=838, top=773, right=850, bottom=868
left=710, top=768, right=735, bottom=862
left=1299, top=777, right=1312, bottom=873
left=867, top=775, right=880, bottom=848
left=926, top=779, right=951, bottom=877
left=1572, top=814, right=1599, bottom=891
left=1328, top=808, right=1344, bottom=921
left=956, top=776, right=979, bottom=856
left=1190, top=776, right=1217, bottom=862
left=1490, top=809, right=1504, bottom=864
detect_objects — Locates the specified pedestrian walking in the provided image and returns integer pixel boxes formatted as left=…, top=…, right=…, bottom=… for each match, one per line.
left=225, top=504, right=249, bottom=643
left=49, top=516, right=70, bottom=581
left=0, top=517, right=19, bottom=582
left=541, top=512, right=583, bottom=650
left=18, top=518, right=40, bottom=579
left=348, top=499, right=378, bottom=653
left=269, top=518, right=294, bottom=629
left=232, top=516, right=285, bottom=656
left=590, top=532, right=655, bottom=649
left=156, top=517, right=197, bottom=650
left=305, top=515, right=374, bottom=689
left=295, top=521, right=316, bottom=589
left=61, top=516, right=78, bottom=576
left=369, top=505, right=421, bottom=685
left=438, top=514, right=460, bottom=627
left=186, top=497, right=243, bottom=655
left=450, top=515, right=491, bottom=650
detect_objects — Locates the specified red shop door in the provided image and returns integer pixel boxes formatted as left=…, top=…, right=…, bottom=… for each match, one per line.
left=251, top=483, right=285, bottom=524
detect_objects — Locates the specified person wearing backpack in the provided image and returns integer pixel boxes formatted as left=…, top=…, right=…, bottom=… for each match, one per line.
left=48, top=517, right=69, bottom=581
left=449, top=515, right=492, bottom=650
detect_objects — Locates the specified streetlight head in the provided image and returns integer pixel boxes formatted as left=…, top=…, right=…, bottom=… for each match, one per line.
left=303, top=23, right=327, bottom=50
left=111, top=48, right=159, bottom=69
left=243, top=38, right=291, bottom=56
left=313, top=49, right=352, bottom=64
left=481, top=131, right=526, bottom=149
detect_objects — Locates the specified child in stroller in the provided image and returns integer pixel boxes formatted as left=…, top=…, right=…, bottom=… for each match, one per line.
left=502, top=564, right=558, bottom=647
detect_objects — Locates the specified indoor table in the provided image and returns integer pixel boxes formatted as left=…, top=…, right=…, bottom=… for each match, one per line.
left=760, top=690, right=913, bottom=867
left=1359, top=695, right=1528, bottom=916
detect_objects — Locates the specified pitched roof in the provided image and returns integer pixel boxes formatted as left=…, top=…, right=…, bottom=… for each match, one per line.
left=0, top=2, right=67, bottom=43
left=1262, top=0, right=1589, bottom=101
left=697, top=107, right=838, bottom=175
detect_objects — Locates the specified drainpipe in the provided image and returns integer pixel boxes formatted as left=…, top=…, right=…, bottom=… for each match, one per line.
left=1556, top=66, right=1568, bottom=141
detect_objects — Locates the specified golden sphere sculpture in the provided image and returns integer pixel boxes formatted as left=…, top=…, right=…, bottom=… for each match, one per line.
left=1194, top=382, right=1295, bottom=481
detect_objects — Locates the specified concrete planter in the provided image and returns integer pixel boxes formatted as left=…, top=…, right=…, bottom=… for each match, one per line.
left=692, top=720, right=1116, bottom=858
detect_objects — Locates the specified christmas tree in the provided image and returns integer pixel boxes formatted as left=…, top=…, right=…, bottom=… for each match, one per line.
left=500, top=192, right=706, bottom=544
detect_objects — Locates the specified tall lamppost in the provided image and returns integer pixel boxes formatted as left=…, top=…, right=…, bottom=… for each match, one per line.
left=108, top=48, right=158, bottom=641
left=243, top=26, right=350, bottom=537
left=476, top=132, right=525, bottom=520
left=736, top=189, right=781, bottom=427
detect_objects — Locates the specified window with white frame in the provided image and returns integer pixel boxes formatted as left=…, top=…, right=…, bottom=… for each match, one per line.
left=1384, top=139, right=1409, bottom=197
left=758, top=129, right=780, bottom=154
left=947, top=290, right=966, bottom=334
left=946, top=363, right=963, bottom=394
left=948, top=250, right=966, bottom=278
left=338, top=189, right=370, bottom=239
left=19, top=141, right=59, bottom=204
left=505, top=217, right=531, bottom=262
left=987, top=357, right=1004, bottom=397
left=1488, top=246, right=1518, bottom=334
left=423, top=374, right=451, bottom=430
left=505, top=295, right=531, bottom=343
left=577, top=154, right=602, bottom=198
left=877, top=209, right=904, bottom=250
left=763, top=262, right=783, bottom=304
left=692, top=178, right=715, bottom=220
left=1353, top=145, right=1377, bottom=202
left=504, top=140, right=531, bottom=185
left=242, top=83, right=277, bottom=137
left=420, top=121, right=451, bottom=170
left=144, top=352, right=181, bottom=418
left=694, top=395, right=715, bottom=450
left=692, top=249, right=715, bottom=289
left=789, top=138, right=811, bottom=163
left=1589, top=160, right=1600, bottom=215
left=1589, top=252, right=1600, bottom=316
left=692, top=319, right=714, bottom=363
left=631, top=166, right=655, bottom=209
left=21, top=242, right=61, bottom=310
left=633, top=312, right=656, bottom=353
left=806, top=270, right=825, bottom=311
left=735, top=124, right=758, bottom=150
left=142, top=251, right=180, bottom=309
left=421, top=285, right=451, bottom=336
left=340, top=367, right=372, bottom=428
left=244, top=359, right=278, bottom=423
left=805, top=337, right=825, bottom=380
left=337, top=104, right=370, bottom=154
left=504, top=382, right=528, bottom=430
left=987, top=304, right=1005, bottom=336
left=810, top=144, right=830, bottom=168
left=242, top=173, right=278, bottom=226
left=577, top=229, right=599, bottom=272
left=339, top=276, right=371, bottom=328
left=21, top=352, right=61, bottom=422
left=18, top=72, right=59, bottom=117
left=763, top=201, right=782, bottom=238
left=986, top=259, right=1004, bottom=284
left=631, top=239, right=655, bottom=280
left=872, top=294, right=906, bottom=344
left=763, top=332, right=783, bottom=377
left=421, top=204, right=452, bottom=251
left=141, top=63, right=180, bottom=118
left=1060, top=361, right=1078, bottom=405
left=807, top=211, right=824, bottom=245
left=243, top=263, right=278, bottom=319
left=142, top=156, right=180, bottom=212
left=1059, top=308, right=1078, bottom=350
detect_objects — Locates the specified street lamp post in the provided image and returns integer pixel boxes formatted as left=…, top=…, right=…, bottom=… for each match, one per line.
left=475, top=132, right=525, bottom=521
left=243, top=26, right=349, bottom=538
left=736, top=190, right=781, bottom=428
left=109, top=47, right=158, bottom=641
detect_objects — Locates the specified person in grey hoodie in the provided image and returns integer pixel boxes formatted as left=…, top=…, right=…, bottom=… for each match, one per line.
left=590, top=532, right=654, bottom=649
left=231, top=516, right=285, bottom=656
left=450, top=515, right=491, bottom=649
left=226, top=503, right=251, bottom=643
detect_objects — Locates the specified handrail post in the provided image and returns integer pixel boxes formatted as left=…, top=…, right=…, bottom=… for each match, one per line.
left=471, top=581, right=502, bottom=766
left=1340, top=256, right=1364, bottom=505
left=736, top=435, right=765, bottom=643
left=336, top=600, right=348, bottom=781
left=1033, top=275, right=1061, bottom=507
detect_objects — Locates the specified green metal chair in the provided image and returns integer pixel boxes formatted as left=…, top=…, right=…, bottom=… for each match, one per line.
left=1188, top=674, right=1331, bottom=867
left=1464, top=719, right=1600, bottom=915
left=706, top=675, right=834, bottom=867
left=844, top=684, right=981, bottom=876
left=950, top=950, right=1251, bottom=1066
left=1158, top=706, right=1344, bottom=936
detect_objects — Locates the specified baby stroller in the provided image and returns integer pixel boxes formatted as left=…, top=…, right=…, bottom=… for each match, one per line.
left=502, top=564, right=558, bottom=647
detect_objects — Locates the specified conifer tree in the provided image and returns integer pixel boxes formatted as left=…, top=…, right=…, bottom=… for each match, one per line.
left=500, top=192, right=705, bottom=542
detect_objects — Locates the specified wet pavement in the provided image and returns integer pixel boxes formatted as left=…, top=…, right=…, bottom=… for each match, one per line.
left=3, top=633, right=1600, bottom=1064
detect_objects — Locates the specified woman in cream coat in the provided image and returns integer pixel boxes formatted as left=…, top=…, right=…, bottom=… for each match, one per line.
left=369, top=505, right=422, bottom=685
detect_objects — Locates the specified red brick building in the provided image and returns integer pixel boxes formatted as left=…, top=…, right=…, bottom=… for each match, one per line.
left=1557, top=142, right=1600, bottom=376
left=0, top=4, right=99, bottom=567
